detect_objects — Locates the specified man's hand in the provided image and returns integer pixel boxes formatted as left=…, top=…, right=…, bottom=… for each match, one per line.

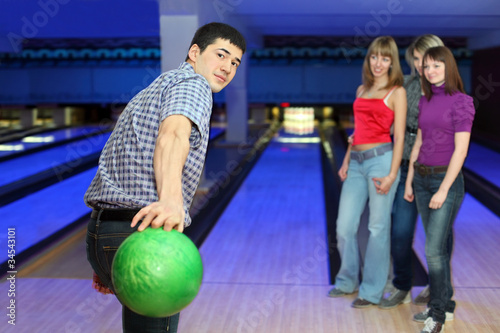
left=404, top=182, right=414, bottom=202
left=131, top=201, right=185, bottom=232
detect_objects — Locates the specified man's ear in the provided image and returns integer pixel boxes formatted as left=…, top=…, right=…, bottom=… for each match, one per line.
left=187, top=44, right=200, bottom=63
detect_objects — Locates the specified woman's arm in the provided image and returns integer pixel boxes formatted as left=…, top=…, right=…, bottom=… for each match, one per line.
left=338, top=143, right=352, bottom=181
left=428, top=131, right=471, bottom=209
left=339, top=85, right=364, bottom=181
left=404, top=129, right=422, bottom=202
left=373, top=86, right=407, bottom=194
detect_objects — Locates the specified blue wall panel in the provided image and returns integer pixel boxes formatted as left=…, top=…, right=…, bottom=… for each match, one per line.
left=248, top=66, right=303, bottom=103
left=0, top=0, right=159, bottom=47
left=92, top=66, right=161, bottom=104
left=303, top=65, right=361, bottom=103
left=0, top=62, right=472, bottom=106
left=0, top=69, right=30, bottom=103
left=29, top=67, right=92, bottom=103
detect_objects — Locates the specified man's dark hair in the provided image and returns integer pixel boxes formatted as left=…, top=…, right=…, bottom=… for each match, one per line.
left=185, top=22, right=246, bottom=61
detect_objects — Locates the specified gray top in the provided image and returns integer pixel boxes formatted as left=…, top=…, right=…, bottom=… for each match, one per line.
left=402, top=74, right=422, bottom=161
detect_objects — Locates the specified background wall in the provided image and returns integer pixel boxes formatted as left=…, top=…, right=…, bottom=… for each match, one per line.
left=0, top=47, right=472, bottom=106
left=471, top=46, right=500, bottom=140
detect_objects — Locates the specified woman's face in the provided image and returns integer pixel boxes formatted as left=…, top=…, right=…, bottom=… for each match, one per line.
left=413, top=49, right=424, bottom=76
left=369, top=53, right=392, bottom=79
left=423, top=57, right=446, bottom=86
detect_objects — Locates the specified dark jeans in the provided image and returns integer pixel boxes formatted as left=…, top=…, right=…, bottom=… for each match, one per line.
left=391, top=165, right=454, bottom=293
left=86, top=214, right=180, bottom=332
left=413, top=170, right=463, bottom=324
left=391, top=164, right=420, bottom=291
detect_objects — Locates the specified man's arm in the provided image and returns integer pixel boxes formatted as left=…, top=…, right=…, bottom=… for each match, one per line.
left=404, top=129, right=422, bottom=202
left=131, top=114, right=192, bottom=232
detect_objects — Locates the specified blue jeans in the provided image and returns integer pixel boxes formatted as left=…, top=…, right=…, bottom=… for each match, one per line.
left=391, top=165, right=454, bottom=292
left=334, top=145, right=400, bottom=304
left=413, top=170, right=463, bottom=324
left=390, top=164, right=419, bottom=291
left=86, top=216, right=180, bottom=332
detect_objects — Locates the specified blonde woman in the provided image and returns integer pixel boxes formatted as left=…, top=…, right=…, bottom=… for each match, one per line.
left=380, top=34, right=445, bottom=309
left=328, top=36, right=407, bottom=308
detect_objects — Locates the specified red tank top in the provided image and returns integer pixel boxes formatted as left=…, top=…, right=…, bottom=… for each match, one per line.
left=352, top=87, right=397, bottom=145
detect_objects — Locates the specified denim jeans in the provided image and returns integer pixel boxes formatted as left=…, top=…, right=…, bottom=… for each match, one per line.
left=86, top=215, right=180, bottom=332
left=334, top=145, right=400, bottom=304
left=390, top=164, right=419, bottom=291
left=413, top=170, right=463, bottom=324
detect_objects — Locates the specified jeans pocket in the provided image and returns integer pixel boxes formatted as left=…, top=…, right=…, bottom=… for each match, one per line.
left=103, top=245, right=120, bottom=274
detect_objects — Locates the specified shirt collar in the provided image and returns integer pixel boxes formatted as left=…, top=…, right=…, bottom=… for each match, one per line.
left=179, top=62, right=194, bottom=72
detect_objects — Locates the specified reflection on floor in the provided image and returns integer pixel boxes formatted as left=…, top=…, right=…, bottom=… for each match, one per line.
left=4, top=129, right=499, bottom=332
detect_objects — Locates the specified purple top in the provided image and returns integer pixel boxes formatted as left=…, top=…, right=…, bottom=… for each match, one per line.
left=418, top=84, right=475, bottom=166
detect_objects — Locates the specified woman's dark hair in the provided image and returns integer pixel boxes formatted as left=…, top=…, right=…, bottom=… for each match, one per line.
left=185, top=22, right=246, bottom=61
left=422, top=46, right=464, bottom=100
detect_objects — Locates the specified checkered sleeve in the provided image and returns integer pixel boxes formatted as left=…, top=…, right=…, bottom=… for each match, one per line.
left=160, top=75, right=212, bottom=148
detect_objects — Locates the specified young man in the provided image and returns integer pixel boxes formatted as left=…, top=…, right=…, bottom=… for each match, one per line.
left=84, top=22, right=246, bottom=332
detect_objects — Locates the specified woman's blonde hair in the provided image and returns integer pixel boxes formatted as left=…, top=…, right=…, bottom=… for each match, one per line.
left=405, top=34, right=444, bottom=76
left=362, top=36, right=404, bottom=89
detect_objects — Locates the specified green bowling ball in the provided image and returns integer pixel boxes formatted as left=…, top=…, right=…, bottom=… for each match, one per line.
left=111, top=228, right=203, bottom=317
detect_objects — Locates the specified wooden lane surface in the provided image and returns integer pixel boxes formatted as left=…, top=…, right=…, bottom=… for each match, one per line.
left=3, top=137, right=500, bottom=332
left=412, top=193, right=500, bottom=332
left=195, top=140, right=329, bottom=286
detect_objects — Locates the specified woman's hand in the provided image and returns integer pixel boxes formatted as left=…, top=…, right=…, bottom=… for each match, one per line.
left=372, top=174, right=396, bottom=195
left=338, top=161, right=349, bottom=182
left=429, top=189, right=448, bottom=209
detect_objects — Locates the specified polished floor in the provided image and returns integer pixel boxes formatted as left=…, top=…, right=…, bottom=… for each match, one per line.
left=2, top=126, right=500, bottom=332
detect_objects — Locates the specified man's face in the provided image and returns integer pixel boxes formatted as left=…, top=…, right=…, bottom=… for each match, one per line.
left=188, top=38, right=243, bottom=93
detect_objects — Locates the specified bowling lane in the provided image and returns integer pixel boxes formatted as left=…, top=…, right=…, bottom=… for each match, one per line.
left=1, top=126, right=223, bottom=188
left=464, top=142, right=500, bottom=188
left=411, top=193, right=500, bottom=332
left=0, top=167, right=97, bottom=263
left=179, top=132, right=331, bottom=332
left=0, top=125, right=227, bottom=264
left=5, top=125, right=500, bottom=333
left=414, top=194, right=500, bottom=288
left=0, top=132, right=110, bottom=188
left=0, top=125, right=106, bottom=159
left=200, top=134, right=327, bottom=285
left=208, top=125, right=225, bottom=141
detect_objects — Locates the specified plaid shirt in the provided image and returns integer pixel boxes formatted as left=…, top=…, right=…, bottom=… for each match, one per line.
left=84, top=62, right=213, bottom=226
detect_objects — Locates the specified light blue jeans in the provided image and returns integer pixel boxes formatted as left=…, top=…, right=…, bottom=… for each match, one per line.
left=334, top=145, right=399, bottom=304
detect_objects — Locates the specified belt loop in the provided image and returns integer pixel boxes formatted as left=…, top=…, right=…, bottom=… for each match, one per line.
left=95, top=207, right=104, bottom=225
